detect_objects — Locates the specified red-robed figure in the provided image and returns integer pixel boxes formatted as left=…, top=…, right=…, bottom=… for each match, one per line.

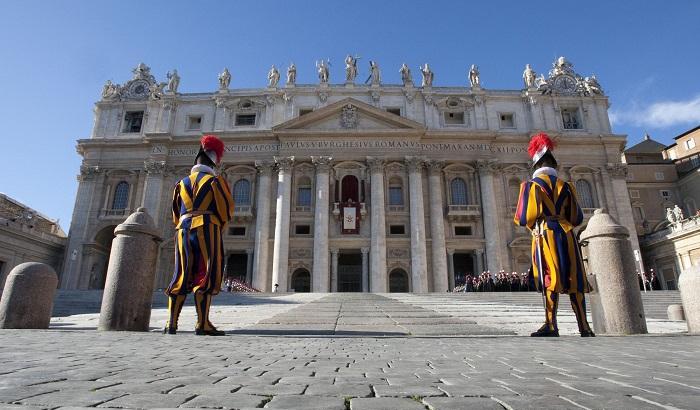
left=513, top=133, right=594, bottom=337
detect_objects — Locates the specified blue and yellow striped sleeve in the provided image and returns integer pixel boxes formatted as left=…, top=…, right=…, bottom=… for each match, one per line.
left=566, top=182, right=584, bottom=227
left=212, top=175, right=235, bottom=225
left=171, top=181, right=182, bottom=225
left=513, top=181, right=541, bottom=229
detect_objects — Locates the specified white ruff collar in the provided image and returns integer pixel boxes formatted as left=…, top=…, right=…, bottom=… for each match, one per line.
left=533, top=167, right=558, bottom=179
left=191, top=164, right=215, bottom=175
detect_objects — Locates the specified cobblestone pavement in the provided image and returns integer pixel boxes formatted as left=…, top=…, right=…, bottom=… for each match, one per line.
left=1, top=294, right=697, bottom=409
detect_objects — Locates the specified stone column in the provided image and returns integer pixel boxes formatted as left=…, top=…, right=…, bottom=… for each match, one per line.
left=606, top=163, right=643, bottom=263
left=447, top=248, right=456, bottom=291
left=311, top=156, right=333, bottom=292
left=245, top=249, right=254, bottom=285
left=427, top=160, right=448, bottom=292
left=361, top=247, right=369, bottom=293
left=271, top=156, right=294, bottom=292
left=580, top=209, right=647, bottom=335
left=477, top=160, right=503, bottom=272
left=213, top=98, right=228, bottom=131
left=678, top=264, right=700, bottom=333
left=331, top=248, right=339, bottom=292
left=252, top=161, right=273, bottom=291
left=141, top=159, right=168, bottom=227
left=476, top=249, right=484, bottom=273
left=406, top=156, right=429, bottom=293
left=367, top=157, right=387, bottom=292
left=592, top=169, right=608, bottom=209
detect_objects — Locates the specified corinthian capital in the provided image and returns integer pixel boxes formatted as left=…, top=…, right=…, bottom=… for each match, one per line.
left=476, top=159, right=500, bottom=174
left=366, top=156, right=385, bottom=173
left=606, top=162, right=628, bottom=178
left=254, top=160, right=275, bottom=175
left=144, top=159, right=167, bottom=174
left=311, top=156, right=333, bottom=172
left=79, top=164, right=102, bottom=180
left=405, top=156, right=426, bottom=173
left=426, top=160, right=445, bottom=174
left=274, top=156, right=295, bottom=172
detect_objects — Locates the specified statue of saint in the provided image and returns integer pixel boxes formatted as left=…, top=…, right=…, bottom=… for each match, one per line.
left=101, top=80, right=120, bottom=100
left=166, top=69, right=180, bottom=94
left=149, top=82, right=165, bottom=100
left=420, top=63, right=433, bottom=87
left=267, top=65, right=280, bottom=88
left=368, top=60, right=381, bottom=85
left=286, top=63, right=297, bottom=85
left=523, top=64, right=536, bottom=89
left=345, top=55, right=358, bottom=82
left=666, top=207, right=677, bottom=225
left=673, top=204, right=685, bottom=222
left=399, top=63, right=412, bottom=86
left=584, top=75, right=603, bottom=95
left=218, top=68, right=231, bottom=90
left=469, top=64, right=480, bottom=87
left=316, top=59, right=330, bottom=84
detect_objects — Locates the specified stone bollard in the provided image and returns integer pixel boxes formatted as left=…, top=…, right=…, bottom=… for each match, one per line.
left=98, top=207, right=162, bottom=331
left=678, top=264, right=700, bottom=333
left=580, top=209, right=647, bottom=335
left=667, top=304, right=685, bottom=321
left=0, top=262, right=58, bottom=329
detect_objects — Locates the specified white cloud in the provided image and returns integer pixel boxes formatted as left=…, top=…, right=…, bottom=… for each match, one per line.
left=611, top=95, right=700, bottom=128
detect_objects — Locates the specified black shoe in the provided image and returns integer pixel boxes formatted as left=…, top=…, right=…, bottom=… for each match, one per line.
left=581, top=329, right=596, bottom=337
left=163, top=327, right=177, bottom=335
left=530, top=325, right=559, bottom=337
left=195, top=327, right=226, bottom=336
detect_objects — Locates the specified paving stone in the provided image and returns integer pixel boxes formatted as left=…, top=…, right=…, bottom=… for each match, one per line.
left=0, top=386, right=60, bottom=403
left=422, top=396, right=503, bottom=410
left=96, top=392, right=195, bottom=408
left=264, top=395, right=346, bottom=409
left=373, top=384, right=446, bottom=397
left=179, top=393, right=268, bottom=409
left=350, top=397, right=427, bottom=410
left=236, top=383, right=307, bottom=395
left=19, top=389, right=125, bottom=407
left=304, top=382, right=373, bottom=397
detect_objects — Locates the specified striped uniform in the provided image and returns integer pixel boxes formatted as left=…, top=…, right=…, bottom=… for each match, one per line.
left=513, top=172, right=589, bottom=294
left=166, top=169, right=234, bottom=297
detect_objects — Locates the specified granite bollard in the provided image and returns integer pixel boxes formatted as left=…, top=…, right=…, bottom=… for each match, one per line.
left=678, top=264, right=700, bottom=333
left=667, top=304, right=685, bottom=321
left=98, top=207, right=162, bottom=331
left=580, top=209, right=647, bottom=335
left=0, top=262, right=58, bottom=329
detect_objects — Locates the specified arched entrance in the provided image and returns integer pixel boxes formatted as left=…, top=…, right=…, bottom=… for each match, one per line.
left=291, top=268, right=311, bottom=292
left=225, top=253, right=248, bottom=283
left=89, top=225, right=117, bottom=289
left=389, top=268, right=409, bottom=292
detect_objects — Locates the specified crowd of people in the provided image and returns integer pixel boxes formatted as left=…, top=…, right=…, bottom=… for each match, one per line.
left=452, top=270, right=535, bottom=292
left=222, top=277, right=260, bottom=293
left=637, top=269, right=662, bottom=291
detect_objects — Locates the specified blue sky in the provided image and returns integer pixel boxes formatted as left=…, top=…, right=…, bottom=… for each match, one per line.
left=1, top=1, right=699, bottom=230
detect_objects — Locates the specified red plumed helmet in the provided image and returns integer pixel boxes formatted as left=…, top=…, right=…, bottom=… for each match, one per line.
left=527, top=132, right=556, bottom=165
left=200, top=134, right=225, bottom=164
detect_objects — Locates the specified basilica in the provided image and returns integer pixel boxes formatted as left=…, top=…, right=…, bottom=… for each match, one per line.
left=60, top=57, right=639, bottom=293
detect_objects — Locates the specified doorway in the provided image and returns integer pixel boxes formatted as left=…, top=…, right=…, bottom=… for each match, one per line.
left=453, top=252, right=475, bottom=287
left=338, top=252, right=362, bottom=292
left=389, top=268, right=409, bottom=292
left=291, top=268, right=311, bottom=292
left=226, top=253, right=248, bottom=283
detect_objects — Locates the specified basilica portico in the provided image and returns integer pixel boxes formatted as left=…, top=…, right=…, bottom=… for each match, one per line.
left=61, top=58, right=638, bottom=293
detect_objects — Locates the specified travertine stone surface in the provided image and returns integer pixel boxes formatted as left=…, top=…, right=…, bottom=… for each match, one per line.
left=580, top=209, right=647, bottom=335
left=667, top=304, right=685, bottom=321
left=678, top=264, right=700, bottom=333
left=98, top=207, right=162, bottom=331
left=0, top=262, right=57, bottom=329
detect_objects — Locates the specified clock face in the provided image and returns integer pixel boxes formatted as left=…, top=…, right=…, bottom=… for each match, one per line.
left=555, top=76, right=577, bottom=93
left=128, top=79, right=150, bottom=98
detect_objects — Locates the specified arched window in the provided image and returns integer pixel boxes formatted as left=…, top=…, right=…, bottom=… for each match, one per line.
left=575, top=179, right=595, bottom=209
left=112, top=182, right=129, bottom=210
left=233, top=179, right=251, bottom=205
left=296, top=176, right=312, bottom=207
left=450, top=178, right=468, bottom=205
left=388, top=177, right=404, bottom=206
left=508, top=178, right=521, bottom=207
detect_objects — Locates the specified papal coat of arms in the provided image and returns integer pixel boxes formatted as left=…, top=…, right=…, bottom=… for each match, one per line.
left=340, top=104, right=358, bottom=129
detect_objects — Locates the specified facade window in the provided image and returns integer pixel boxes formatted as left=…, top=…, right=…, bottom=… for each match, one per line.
left=444, top=112, right=464, bottom=125
left=388, top=177, right=404, bottom=206
left=660, top=190, right=672, bottom=200
left=629, top=189, right=640, bottom=199
left=654, top=172, right=665, bottom=181
left=229, top=226, right=246, bottom=236
left=686, top=138, right=696, bottom=150
left=296, top=176, right=312, bottom=208
left=187, top=115, right=202, bottom=130
left=232, top=179, right=251, bottom=205
left=299, top=108, right=313, bottom=116
left=454, top=226, right=472, bottom=236
left=122, top=111, right=144, bottom=133
left=389, top=225, right=405, bottom=235
left=450, top=178, right=468, bottom=205
left=235, top=114, right=256, bottom=126
left=499, top=113, right=515, bottom=128
left=112, top=182, right=129, bottom=210
left=575, top=179, right=595, bottom=208
left=561, top=108, right=581, bottom=129
left=295, top=225, right=311, bottom=235
left=386, top=107, right=401, bottom=116
left=508, top=178, right=521, bottom=207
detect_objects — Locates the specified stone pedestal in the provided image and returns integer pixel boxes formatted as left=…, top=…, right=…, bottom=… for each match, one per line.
left=0, top=262, right=58, bottom=329
left=678, top=264, right=700, bottom=333
left=98, top=208, right=162, bottom=332
left=580, top=209, right=647, bottom=335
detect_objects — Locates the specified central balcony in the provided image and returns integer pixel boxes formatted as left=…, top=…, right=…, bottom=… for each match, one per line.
left=446, top=204, right=481, bottom=221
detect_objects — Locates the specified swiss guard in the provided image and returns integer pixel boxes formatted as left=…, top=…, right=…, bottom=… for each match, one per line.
left=514, top=133, right=595, bottom=337
left=164, top=135, right=234, bottom=336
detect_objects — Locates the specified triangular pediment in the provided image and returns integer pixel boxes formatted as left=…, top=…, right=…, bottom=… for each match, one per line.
left=272, top=98, right=426, bottom=133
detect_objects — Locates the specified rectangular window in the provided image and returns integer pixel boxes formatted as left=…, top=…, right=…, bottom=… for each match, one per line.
left=187, top=115, right=202, bottom=130
left=686, top=138, right=696, bottom=150
left=655, top=172, right=665, bottom=181
left=454, top=226, right=472, bottom=236
left=629, top=190, right=640, bottom=199
left=122, top=111, right=144, bottom=133
left=299, top=108, right=313, bottom=116
left=389, top=225, right=405, bottom=235
left=295, top=225, right=311, bottom=235
left=660, top=190, right=672, bottom=200
left=229, top=226, right=246, bottom=236
left=444, top=111, right=464, bottom=125
left=561, top=108, right=581, bottom=129
left=499, top=113, right=515, bottom=128
left=235, top=114, right=256, bottom=126
left=388, top=187, right=403, bottom=206
left=297, top=187, right=312, bottom=207
left=386, top=108, right=401, bottom=116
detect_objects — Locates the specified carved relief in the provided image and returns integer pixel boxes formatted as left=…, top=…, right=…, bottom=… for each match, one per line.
left=340, top=104, right=358, bottom=129
left=388, top=248, right=408, bottom=258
